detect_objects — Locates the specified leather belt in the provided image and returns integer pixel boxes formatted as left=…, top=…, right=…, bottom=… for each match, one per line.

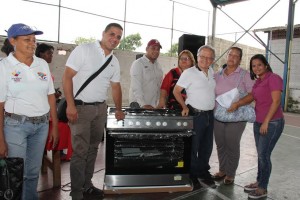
left=74, top=100, right=104, bottom=106
left=5, top=112, right=49, bottom=124
left=193, top=108, right=213, bottom=113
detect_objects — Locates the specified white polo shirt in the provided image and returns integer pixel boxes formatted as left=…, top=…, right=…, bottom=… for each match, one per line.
left=0, top=54, right=55, bottom=117
left=66, top=40, right=120, bottom=102
left=176, top=66, right=216, bottom=110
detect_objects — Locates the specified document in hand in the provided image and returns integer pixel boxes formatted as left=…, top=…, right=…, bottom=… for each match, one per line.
left=216, top=88, right=239, bottom=109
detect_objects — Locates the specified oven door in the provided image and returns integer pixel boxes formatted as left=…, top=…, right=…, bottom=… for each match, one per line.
left=105, top=131, right=193, bottom=175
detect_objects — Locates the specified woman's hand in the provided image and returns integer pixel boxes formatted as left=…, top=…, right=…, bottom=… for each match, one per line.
left=260, top=121, right=269, bottom=135
left=49, top=124, right=59, bottom=149
left=227, top=102, right=239, bottom=112
left=0, top=140, right=8, bottom=158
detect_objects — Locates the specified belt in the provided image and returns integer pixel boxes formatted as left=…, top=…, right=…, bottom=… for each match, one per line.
left=74, top=100, right=104, bottom=106
left=5, top=112, right=49, bottom=124
left=193, top=108, right=213, bottom=113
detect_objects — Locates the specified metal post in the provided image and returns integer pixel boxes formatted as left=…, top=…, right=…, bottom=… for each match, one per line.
left=211, top=6, right=216, bottom=47
left=58, top=0, right=61, bottom=43
left=171, top=1, right=175, bottom=56
left=282, top=0, right=295, bottom=111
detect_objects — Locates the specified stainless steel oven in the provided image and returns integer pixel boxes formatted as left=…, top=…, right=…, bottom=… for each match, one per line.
left=104, top=108, right=194, bottom=194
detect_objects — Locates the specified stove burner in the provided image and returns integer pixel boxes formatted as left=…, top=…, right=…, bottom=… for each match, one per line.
left=109, top=108, right=182, bottom=117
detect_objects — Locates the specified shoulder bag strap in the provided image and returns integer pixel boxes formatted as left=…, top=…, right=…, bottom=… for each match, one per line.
left=236, top=69, right=246, bottom=88
left=74, top=55, right=113, bottom=98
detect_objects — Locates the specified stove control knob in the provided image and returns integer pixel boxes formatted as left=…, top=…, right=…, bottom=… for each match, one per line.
left=162, top=122, right=168, bottom=126
left=135, top=121, right=141, bottom=126
left=177, top=122, right=182, bottom=126
left=183, top=122, right=188, bottom=126
left=128, top=121, right=134, bottom=126
left=156, top=121, right=161, bottom=126
left=146, top=121, right=151, bottom=126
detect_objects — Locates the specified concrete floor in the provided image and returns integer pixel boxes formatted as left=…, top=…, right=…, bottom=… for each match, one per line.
left=38, top=112, right=300, bottom=200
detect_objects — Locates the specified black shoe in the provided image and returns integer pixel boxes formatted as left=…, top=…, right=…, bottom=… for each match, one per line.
left=199, top=178, right=217, bottom=188
left=191, top=177, right=202, bottom=190
left=199, top=171, right=213, bottom=181
left=83, top=186, right=104, bottom=197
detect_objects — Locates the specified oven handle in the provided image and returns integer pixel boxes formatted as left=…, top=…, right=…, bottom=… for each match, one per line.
left=108, top=131, right=195, bottom=137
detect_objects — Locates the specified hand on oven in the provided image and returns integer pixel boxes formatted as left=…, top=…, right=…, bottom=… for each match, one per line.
left=181, top=105, right=189, bottom=116
left=115, top=110, right=125, bottom=120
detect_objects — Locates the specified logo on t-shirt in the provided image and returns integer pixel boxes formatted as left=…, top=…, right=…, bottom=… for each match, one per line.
left=37, top=72, right=48, bottom=81
left=11, top=70, right=22, bottom=82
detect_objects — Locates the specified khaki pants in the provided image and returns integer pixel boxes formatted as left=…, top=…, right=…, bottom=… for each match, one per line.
left=69, top=103, right=107, bottom=200
left=214, top=120, right=246, bottom=177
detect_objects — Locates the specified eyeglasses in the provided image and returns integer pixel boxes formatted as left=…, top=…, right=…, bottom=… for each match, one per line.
left=199, top=55, right=214, bottom=61
left=180, top=57, right=191, bottom=61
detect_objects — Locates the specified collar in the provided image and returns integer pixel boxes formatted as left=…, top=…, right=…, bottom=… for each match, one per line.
left=96, top=40, right=113, bottom=58
left=257, top=71, right=272, bottom=82
left=142, top=55, right=157, bottom=64
left=195, top=65, right=202, bottom=71
left=7, top=53, right=40, bottom=68
left=222, top=66, right=242, bottom=75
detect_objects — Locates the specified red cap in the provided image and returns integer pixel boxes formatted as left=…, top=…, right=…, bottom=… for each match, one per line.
left=147, top=39, right=162, bottom=49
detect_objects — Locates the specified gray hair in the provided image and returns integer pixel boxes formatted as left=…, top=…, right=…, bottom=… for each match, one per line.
left=197, top=45, right=216, bottom=59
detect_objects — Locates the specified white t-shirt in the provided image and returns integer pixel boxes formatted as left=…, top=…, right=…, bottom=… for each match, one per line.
left=66, top=40, right=120, bottom=102
left=0, top=54, right=55, bottom=117
left=129, top=55, right=163, bottom=107
left=176, top=66, right=216, bottom=110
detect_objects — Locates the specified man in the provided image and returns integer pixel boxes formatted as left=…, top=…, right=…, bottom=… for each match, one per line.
left=129, top=39, right=163, bottom=108
left=62, top=23, right=125, bottom=200
left=173, top=45, right=216, bottom=189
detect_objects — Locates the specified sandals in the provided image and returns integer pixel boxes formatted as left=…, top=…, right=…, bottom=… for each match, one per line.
left=248, top=188, right=267, bottom=199
left=244, top=182, right=258, bottom=192
left=212, top=172, right=226, bottom=180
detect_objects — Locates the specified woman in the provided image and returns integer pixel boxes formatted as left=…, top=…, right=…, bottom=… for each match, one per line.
left=213, top=47, right=255, bottom=184
left=157, top=50, right=195, bottom=109
left=0, top=23, right=59, bottom=200
left=35, top=43, right=54, bottom=64
left=244, top=54, right=284, bottom=199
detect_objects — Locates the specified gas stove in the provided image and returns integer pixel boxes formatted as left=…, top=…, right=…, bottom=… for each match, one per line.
left=107, top=107, right=193, bottom=131
left=104, top=107, right=194, bottom=194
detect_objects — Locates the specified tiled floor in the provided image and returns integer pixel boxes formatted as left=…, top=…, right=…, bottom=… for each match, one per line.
left=38, top=112, right=300, bottom=200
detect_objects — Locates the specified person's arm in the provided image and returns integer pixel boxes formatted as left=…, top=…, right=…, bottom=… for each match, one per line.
left=260, top=90, right=281, bottom=135
left=157, top=71, right=173, bottom=109
left=48, top=94, right=59, bottom=148
left=173, top=85, right=189, bottom=116
left=227, top=93, right=254, bottom=112
left=0, top=102, right=7, bottom=158
left=111, top=82, right=125, bottom=120
left=157, top=89, right=167, bottom=108
left=62, top=67, right=78, bottom=123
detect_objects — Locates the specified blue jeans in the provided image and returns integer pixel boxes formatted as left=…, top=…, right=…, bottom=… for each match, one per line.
left=190, top=111, right=214, bottom=178
left=254, top=118, right=284, bottom=190
left=4, top=116, right=49, bottom=200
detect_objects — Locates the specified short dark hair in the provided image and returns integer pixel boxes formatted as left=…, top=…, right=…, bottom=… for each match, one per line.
left=229, top=46, right=243, bottom=60
left=104, top=23, right=123, bottom=32
left=249, top=54, right=273, bottom=80
left=35, top=43, right=54, bottom=57
left=1, top=38, right=14, bottom=56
